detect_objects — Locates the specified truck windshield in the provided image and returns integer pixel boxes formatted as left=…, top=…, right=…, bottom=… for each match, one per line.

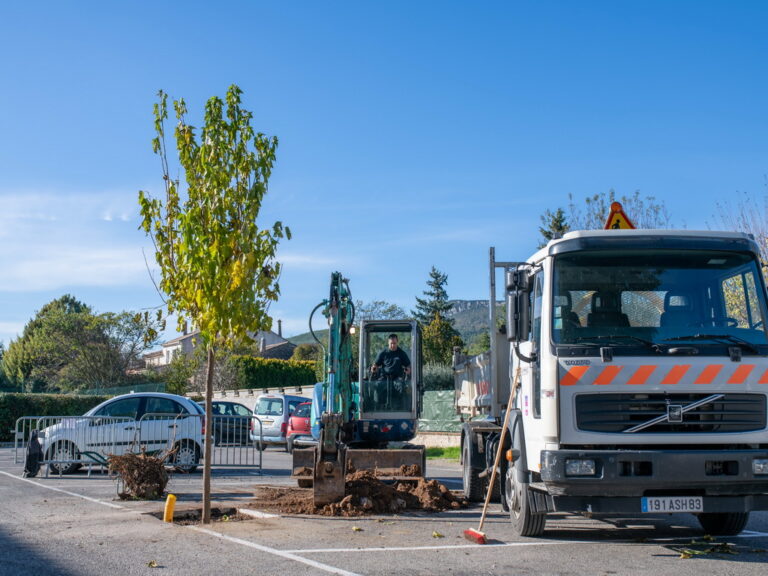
left=551, top=249, right=768, bottom=350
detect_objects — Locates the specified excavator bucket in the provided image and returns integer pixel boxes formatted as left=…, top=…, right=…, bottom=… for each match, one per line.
left=313, top=447, right=347, bottom=507
left=346, top=447, right=426, bottom=480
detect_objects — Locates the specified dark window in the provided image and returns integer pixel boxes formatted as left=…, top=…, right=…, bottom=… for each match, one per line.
left=95, top=398, right=140, bottom=419
left=145, top=397, right=186, bottom=416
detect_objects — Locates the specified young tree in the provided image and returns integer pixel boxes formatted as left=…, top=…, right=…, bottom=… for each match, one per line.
left=0, top=343, right=9, bottom=390
left=710, top=184, right=768, bottom=262
left=356, top=300, right=406, bottom=320
left=291, top=343, right=322, bottom=362
left=567, top=189, right=671, bottom=231
left=538, top=207, right=570, bottom=248
left=138, top=85, right=289, bottom=523
left=422, top=313, right=464, bottom=364
left=2, top=295, right=158, bottom=393
left=412, top=267, right=455, bottom=327
left=538, top=190, right=671, bottom=246
left=162, top=353, right=198, bottom=395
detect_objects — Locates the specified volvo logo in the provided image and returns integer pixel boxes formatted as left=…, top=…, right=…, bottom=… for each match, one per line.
left=667, top=405, right=683, bottom=423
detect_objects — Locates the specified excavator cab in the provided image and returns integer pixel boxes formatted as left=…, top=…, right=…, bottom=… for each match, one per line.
left=359, top=319, right=422, bottom=421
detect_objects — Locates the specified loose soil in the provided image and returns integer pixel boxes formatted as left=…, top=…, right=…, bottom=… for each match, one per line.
left=249, top=470, right=467, bottom=517
left=109, top=452, right=169, bottom=500
left=149, top=507, right=248, bottom=525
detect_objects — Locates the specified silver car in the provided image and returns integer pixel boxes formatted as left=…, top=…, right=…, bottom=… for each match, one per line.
left=250, top=393, right=308, bottom=450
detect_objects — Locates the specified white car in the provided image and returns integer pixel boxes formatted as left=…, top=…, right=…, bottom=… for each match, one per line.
left=38, top=392, right=205, bottom=474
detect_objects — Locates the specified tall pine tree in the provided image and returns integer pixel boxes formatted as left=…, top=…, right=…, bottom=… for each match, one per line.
left=412, top=266, right=455, bottom=326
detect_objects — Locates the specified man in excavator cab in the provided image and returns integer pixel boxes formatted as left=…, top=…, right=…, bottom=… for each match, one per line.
left=370, top=334, right=411, bottom=410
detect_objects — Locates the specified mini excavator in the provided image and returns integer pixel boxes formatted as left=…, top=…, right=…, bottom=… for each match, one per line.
left=292, top=272, right=425, bottom=506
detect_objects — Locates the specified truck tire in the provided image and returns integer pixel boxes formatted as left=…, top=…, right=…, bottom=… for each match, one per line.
left=462, top=440, right=485, bottom=502
left=696, top=512, right=750, bottom=536
left=505, top=457, right=546, bottom=537
left=505, top=416, right=546, bottom=537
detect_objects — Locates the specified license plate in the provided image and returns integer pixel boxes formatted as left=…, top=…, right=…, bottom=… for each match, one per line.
left=641, top=496, right=703, bottom=513
left=260, top=420, right=273, bottom=427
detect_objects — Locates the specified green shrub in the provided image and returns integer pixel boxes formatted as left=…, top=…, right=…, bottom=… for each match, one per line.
left=423, top=362, right=454, bottom=391
left=230, top=356, right=317, bottom=390
left=0, top=393, right=110, bottom=442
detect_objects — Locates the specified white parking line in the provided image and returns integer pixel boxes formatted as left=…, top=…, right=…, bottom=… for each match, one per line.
left=0, top=470, right=125, bottom=509
left=737, top=530, right=768, bottom=538
left=286, top=541, right=562, bottom=554
left=190, top=527, right=361, bottom=576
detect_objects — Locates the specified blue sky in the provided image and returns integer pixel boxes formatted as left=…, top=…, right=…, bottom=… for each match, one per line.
left=1, top=1, right=766, bottom=346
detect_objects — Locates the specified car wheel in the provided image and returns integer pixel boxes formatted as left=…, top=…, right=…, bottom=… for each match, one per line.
left=697, top=512, right=750, bottom=536
left=47, top=441, right=82, bottom=475
left=286, top=437, right=294, bottom=454
left=173, top=440, right=200, bottom=473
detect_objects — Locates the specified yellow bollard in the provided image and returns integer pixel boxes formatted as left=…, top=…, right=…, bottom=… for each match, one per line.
left=163, top=493, right=177, bottom=523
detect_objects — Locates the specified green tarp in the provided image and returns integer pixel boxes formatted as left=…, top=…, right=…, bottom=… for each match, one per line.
left=418, top=389, right=461, bottom=432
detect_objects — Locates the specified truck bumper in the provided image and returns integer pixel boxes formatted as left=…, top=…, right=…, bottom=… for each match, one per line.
left=538, top=449, right=768, bottom=513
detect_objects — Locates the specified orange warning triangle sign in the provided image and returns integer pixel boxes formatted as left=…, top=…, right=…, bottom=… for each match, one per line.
left=604, top=202, right=635, bottom=230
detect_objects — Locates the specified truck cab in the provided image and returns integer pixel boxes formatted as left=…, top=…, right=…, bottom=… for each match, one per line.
left=457, top=230, right=768, bottom=536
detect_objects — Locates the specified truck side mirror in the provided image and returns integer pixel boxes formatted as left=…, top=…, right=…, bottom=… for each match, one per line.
left=505, top=269, right=531, bottom=342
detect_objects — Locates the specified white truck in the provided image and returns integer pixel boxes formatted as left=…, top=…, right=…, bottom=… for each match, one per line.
left=454, top=230, right=768, bottom=536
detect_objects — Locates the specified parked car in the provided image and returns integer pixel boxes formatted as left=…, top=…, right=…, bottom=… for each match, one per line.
left=286, top=401, right=312, bottom=453
left=198, top=401, right=252, bottom=445
left=250, top=393, right=308, bottom=450
left=39, top=392, right=205, bottom=474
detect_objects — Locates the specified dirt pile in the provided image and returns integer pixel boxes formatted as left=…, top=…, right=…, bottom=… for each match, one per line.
left=109, top=452, right=169, bottom=500
left=250, top=470, right=466, bottom=517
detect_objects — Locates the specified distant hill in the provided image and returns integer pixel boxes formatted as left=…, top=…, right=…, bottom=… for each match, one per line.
left=288, top=300, right=499, bottom=348
left=445, top=300, right=492, bottom=346
left=288, top=329, right=328, bottom=346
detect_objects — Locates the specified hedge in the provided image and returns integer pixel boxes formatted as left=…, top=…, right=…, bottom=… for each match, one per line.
left=423, top=362, right=455, bottom=391
left=0, top=393, right=110, bottom=442
left=230, top=356, right=317, bottom=390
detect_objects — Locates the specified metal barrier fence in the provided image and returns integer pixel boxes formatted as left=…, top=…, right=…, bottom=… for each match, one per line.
left=15, top=413, right=265, bottom=476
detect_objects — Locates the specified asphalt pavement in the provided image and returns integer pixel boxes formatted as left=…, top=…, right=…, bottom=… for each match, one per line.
left=1, top=447, right=767, bottom=576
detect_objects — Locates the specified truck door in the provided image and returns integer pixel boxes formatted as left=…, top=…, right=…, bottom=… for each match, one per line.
left=520, top=271, right=544, bottom=471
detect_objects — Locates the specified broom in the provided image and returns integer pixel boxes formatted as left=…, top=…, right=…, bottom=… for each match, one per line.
left=463, top=365, right=521, bottom=544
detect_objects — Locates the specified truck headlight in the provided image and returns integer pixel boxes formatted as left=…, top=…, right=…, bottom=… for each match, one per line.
left=753, top=458, right=768, bottom=475
left=565, top=458, right=596, bottom=477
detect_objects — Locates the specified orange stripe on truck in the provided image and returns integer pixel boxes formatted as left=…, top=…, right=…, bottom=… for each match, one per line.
left=694, top=365, right=723, bottom=385
left=661, top=364, right=690, bottom=385
left=561, top=365, right=589, bottom=386
left=627, top=365, right=656, bottom=385
left=727, top=364, right=755, bottom=384
left=594, top=365, right=622, bottom=385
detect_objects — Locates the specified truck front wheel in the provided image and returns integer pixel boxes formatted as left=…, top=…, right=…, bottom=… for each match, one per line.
left=696, top=512, right=750, bottom=536
left=505, top=461, right=546, bottom=537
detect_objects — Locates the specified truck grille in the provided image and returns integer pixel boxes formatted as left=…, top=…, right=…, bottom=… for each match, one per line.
left=575, top=393, right=766, bottom=433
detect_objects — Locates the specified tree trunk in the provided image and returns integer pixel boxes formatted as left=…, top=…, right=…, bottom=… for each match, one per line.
left=202, top=345, right=215, bottom=524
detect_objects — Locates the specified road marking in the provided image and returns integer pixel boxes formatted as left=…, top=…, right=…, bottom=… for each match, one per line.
left=738, top=530, right=768, bottom=538
left=286, top=541, right=562, bottom=553
left=0, top=470, right=125, bottom=509
left=190, top=526, right=361, bottom=576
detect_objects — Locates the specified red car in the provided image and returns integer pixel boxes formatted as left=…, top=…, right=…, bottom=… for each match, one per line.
left=286, top=401, right=311, bottom=453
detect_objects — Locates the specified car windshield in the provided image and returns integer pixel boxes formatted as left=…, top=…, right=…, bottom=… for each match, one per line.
left=552, top=249, right=768, bottom=353
left=256, top=397, right=283, bottom=416
left=294, top=403, right=311, bottom=418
